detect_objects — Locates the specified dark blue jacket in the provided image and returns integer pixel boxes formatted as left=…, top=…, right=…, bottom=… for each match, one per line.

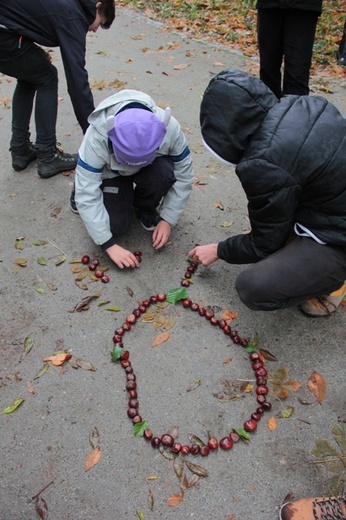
left=256, top=0, right=322, bottom=13
left=0, top=0, right=97, bottom=132
left=200, top=69, right=346, bottom=264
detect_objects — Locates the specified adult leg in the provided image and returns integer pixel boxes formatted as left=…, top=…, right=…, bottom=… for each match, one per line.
left=101, top=176, right=134, bottom=236
left=0, top=42, right=76, bottom=176
left=0, top=43, right=58, bottom=147
left=282, top=9, right=319, bottom=96
left=235, top=237, right=346, bottom=311
left=257, top=8, right=284, bottom=98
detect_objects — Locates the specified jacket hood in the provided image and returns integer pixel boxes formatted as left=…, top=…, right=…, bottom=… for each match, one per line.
left=200, top=69, right=278, bottom=164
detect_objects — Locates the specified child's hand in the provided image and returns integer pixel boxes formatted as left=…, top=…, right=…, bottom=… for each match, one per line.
left=152, top=220, right=171, bottom=249
left=188, top=244, right=219, bottom=266
left=106, top=244, right=140, bottom=269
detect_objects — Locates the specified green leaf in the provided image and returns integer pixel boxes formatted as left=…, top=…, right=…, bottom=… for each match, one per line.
left=15, top=238, right=24, bottom=250
left=55, top=255, right=66, bottom=266
left=244, top=342, right=257, bottom=354
left=36, top=288, right=46, bottom=294
left=111, top=345, right=123, bottom=362
left=187, top=433, right=205, bottom=446
left=133, top=420, right=149, bottom=437
left=33, top=239, right=48, bottom=246
left=2, top=397, right=24, bottom=414
left=166, top=287, right=189, bottom=304
left=23, top=334, right=34, bottom=355
left=332, top=422, right=346, bottom=455
left=37, top=257, right=47, bottom=266
left=328, top=473, right=346, bottom=496
left=136, top=509, right=145, bottom=520
left=33, top=362, right=50, bottom=380
left=232, top=427, right=251, bottom=441
left=278, top=406, right=294, bottom=418
left=105, top=306, right=123, bottom=312
left=312, top=439, right=340, bottom=459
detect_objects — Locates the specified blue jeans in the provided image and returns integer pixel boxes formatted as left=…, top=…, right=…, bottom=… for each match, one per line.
left=0, top=41, right=58, bottom=147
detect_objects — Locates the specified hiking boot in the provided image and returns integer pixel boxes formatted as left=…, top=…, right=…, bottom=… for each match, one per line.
left=10, top=141, right=36, bottom=171
left=36, top=144, right=78, bottom=179
left=298, top=283, right=346, bottom=318
left=279, top=495, right=346, bottom=520
left=135, top=208, right=161, bottom=231
left=70, top=187, right=79, bottom=214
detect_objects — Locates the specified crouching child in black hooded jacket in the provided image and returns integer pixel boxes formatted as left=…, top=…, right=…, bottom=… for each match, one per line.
left=189, top=69, right=346, bottom=317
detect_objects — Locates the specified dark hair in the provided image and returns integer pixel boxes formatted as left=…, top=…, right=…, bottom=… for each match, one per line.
left=97, top=0, right=115, bottom=29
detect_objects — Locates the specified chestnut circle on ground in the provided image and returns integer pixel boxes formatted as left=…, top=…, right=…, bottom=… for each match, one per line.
left=112, top=258, right=272, bottom=456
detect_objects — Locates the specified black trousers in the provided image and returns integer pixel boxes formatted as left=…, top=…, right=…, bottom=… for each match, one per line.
left=0, top=40, right=58, bottom=148
left=101, top=156, right=176, bottom=236
left=235, top=237, right=346, bottom=311
left=257, top=8, right=319, bottom=98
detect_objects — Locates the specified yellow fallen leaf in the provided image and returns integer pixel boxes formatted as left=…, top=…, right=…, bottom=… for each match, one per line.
left=43, top=353, right=72, bottom=366
left=85, top=447, right=101, bottom=472
left=152, top=332, right=170, bottom=347
left=221, top=309, right=238, bottom=324
left=173, top=63, right=189, bottom=70
left=167, top=493, right=183, bottom=506
left=307, top=371, right=326, bottom=405
left=267, top=416, right=277, bottom=431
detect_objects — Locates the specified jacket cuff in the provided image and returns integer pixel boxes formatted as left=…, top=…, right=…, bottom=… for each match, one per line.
left=101, top=236, right=117, bottom=251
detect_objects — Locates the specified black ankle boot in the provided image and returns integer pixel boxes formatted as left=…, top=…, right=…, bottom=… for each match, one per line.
left=36, top=144, right=78, bottom=179
left=10, top=142, right=36, bottom=171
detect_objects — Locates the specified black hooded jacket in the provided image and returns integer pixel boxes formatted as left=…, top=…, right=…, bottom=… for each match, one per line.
left=200, top=69, right=346, bottom=264
left=0, top=0, right=98, bottom=133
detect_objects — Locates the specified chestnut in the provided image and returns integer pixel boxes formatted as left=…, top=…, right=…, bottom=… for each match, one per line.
left=244, top=419, right=258, bottom=433
left=151, top=437, right=161, bottom=448
left=219, top=437, right=233, bottom=450
left=161, top=434, right=174, bottom=447
left=200, top=445, right=210, bottom=457
left=190, top=444, right=200, bottom=455
left=172, top=442, right=182, bottom=453
left=144, top=429, right=153, bottom=440
left=207, top=438, right=219, bottom=450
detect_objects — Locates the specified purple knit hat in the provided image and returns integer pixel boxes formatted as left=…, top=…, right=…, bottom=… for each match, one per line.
left=107, top=108, right=167, bottom=167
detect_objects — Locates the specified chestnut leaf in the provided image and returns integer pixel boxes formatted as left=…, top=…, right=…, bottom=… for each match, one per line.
left=133, top=420, right=149, bottom=437
left=111, top=345, right=123, bottom=362
left=166, top=287, right=189, bottom=304
left=232, top=427, right=251, bottom=441
left=244, top=339, right=258, bottom=354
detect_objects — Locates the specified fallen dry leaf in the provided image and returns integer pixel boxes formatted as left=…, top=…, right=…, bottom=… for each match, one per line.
left=221, top=309, right=238, bottom=324
left=167, top=493, right=183, bottom=507
left=308, top=371, right=327, bottom=405
left=173, top=63, right=189, bottom=70
left=267, top=416, right=278, bottom=431
left=85, top=447, right=101, bottom=472
left=152, top=331, right=170, bottom=347
left=43, top=353, right=72, bottom=366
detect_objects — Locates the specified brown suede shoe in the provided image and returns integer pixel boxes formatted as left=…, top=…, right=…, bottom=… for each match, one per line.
left=279, top=495, right=346, bottom=520
left=299, top=283, right=346, bottom=318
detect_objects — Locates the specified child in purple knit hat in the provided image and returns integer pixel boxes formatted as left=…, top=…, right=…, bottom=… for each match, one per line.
left=72, top=90, right=194, bottom=269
